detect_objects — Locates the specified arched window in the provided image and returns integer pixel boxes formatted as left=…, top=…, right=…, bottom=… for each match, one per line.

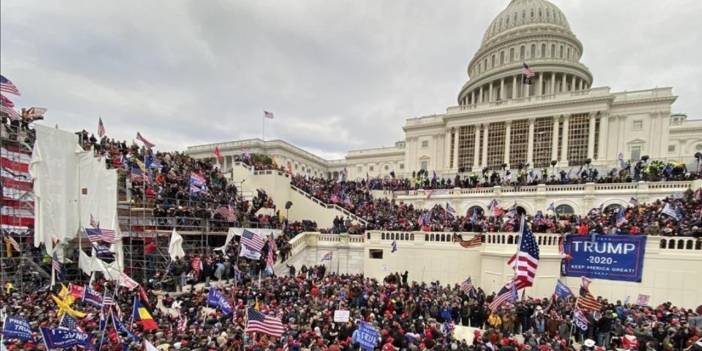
left=541, top=44, right=546, bottom=58
left=510, top=48, right=515, bottom=62
left=531, top=44, right=536, bottom=58
left=516, top=206, right=527, bottom=215
left=604, top=204, right=624, bottom=214
left=567, top=47, right=571, bottom=60
left=491, top=55, right=495, bottom=67
left=467, top=206, right=484, bottom=217
left=555, top=204, right=575, bottom=216
left=551, top=44, right=555, bottom=58
left=520, top=46, right=525, bottom=59
left=500, top=51, right=505, bottom=64
left=659, top=239, right=666, bottom=249
left=559, top=45, right=564, bottom=58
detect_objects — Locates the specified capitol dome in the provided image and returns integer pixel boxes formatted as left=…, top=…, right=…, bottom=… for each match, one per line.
left=457, top=0, right=593, bottom=106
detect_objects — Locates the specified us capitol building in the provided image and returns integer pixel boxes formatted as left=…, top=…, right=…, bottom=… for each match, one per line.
left=188, top=0, right=702, bottom=181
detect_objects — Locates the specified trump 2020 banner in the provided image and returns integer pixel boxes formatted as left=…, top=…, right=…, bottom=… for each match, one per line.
left=562, top=234, right=646, bottom=282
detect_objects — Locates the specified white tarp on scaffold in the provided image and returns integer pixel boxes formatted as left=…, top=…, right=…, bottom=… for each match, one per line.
left=30, top=124, right=121, bottom=266
left=214, top=227, right=282, bottom=252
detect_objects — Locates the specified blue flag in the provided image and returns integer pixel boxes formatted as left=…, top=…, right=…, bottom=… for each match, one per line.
left=83, top=287, right=103, bottom=307
left=2, top=316, right=33, bottom=341
left=554, top=280, right=574, bottom=299
left=207, top=288, right=233, bottom=315
left=59, top=314, right=80, bottom=331
left=391, top=240, right=397, bottom=253
left=355, top=322, right=380, bottom=351
left=40, top=327, right=92, bottom=349
left=113, top=315, right=140, bottom=342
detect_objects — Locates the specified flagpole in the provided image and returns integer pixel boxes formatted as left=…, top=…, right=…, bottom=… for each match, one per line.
left=262, top=114, right=265, bottom=141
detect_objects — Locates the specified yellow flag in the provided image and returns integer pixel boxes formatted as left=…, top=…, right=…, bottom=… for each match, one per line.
left=58, top=284, right=75, bottom=306
left=52, top=294, right=86, bottom=319
left=136, top=159, right=146, bottom=173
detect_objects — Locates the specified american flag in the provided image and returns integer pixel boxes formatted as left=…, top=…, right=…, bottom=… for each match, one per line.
left=216, top=205, right=236, bottom=222
left=52, top=251, right=64, bottom=282
left=456, top=235, right=482, bottom=248
left=460, top=277, right=473, bottom=294
left=577, top=276, right=602, bottom=311
left=522, top=63, right=535, bottom=78
left=241, top=230, right=265, bottom=252
left=321, top=251, right=333, bottom=261
left=213, top=146, right=224, bottom=163
left=0, top=75, right=21, bottom=95
left=0, top=95, right=20, bottom=119
left=119, top=272, right=139, bottom=290
left=263, top=111, right=274, bottom=119
left=130, top=166, right=147, bottom=182
left=508, top=223, right=540, bottom=290
left=85, top=227, right=116, bottom=244
left=266, top=236, right=277, bottom=270
left=616, top=208, right=627, bottom=227
left=189, top=172, right=208, bottom=193
left=489, top=280, right=518, bottom=311
left=97, top=117, right=106, bottom=138
left=246, top=308, right=284, bottom=337
left=103, top=296, right=115, bottom=306
left=136, top=132, right=155, bottom=149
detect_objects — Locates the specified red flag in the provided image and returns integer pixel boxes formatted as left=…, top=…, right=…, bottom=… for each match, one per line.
left=213, top=146, right=224, bottom=163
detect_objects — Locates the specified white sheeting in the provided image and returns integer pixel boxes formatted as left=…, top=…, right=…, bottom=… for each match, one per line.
left=31, top=125, right=120, bottom=264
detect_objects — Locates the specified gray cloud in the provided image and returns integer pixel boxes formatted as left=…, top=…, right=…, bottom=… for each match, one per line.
left=2, top=0, right=700, bottom=159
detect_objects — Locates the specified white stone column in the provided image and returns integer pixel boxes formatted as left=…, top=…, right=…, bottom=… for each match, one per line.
left=500, top=78, right=505, bottom=100
left=551, top=117, right=560, bottom=162
left=445, top=128, right=453, bottom=169
left=473, top=125, right=481, bottom=170
left=550, top=72, right=556, bottom=95
left=504, top=121, right=512, bottom=166
left=453, top=128, right=460, bottom=170
left=560, top=115, right=570, bottom=165
left=598, top=113, right=609, bottom=161
left=512, top=76, right=518, bottom=99
left=587, top=112, right=597, bottom=159
left=479, top=86, right=484, bottom=104
left=579, top=78, right=584, bottom=91
left=488, top=82, right=494, bottom=102
left=470, top=91, right=475, bottom=105
left=571, top=76, right=577, bottom=91
left=527, top=118, right=535, bottom=165
left=561, top=74, right=567, bottom=92
left=538, top=73, right=544, bottom=95
left=482, top=123, right=490, bottom=167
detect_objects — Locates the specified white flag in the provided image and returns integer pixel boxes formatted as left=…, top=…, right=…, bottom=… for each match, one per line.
left=168, top=228, right=185, bottom=261
left=144, top=340, right=158, bottom=351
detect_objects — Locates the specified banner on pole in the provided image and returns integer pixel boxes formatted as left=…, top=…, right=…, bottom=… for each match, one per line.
left=562, top=234, right=646, bottom=282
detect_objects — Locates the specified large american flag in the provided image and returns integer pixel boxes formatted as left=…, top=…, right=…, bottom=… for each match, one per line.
left=0, top=75, right=21, bottom=95
left=508, top=223, right=540, bottom=290
left=577, top=276, right=602, bottom=311
left=136, top=132, right=155, bottom=149
left=246, top=308, right=284, bottom=337
left=52, top=251, right=64, bottom=281
left=1, top=145, right=34, bottom=233
left=488, top=280, right=518, bottom=311
left=0, top=94, right=20, bottom=119
left=522, top=63, right=535, bottom=78
left=241, top=230, right=265, bottom=252
left=263, top=111, right=274, bottom=119
left=119, top=272, right=139, bottom=290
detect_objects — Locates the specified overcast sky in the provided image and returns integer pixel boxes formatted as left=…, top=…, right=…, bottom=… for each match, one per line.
left=2, top=0, right=700, bottom=159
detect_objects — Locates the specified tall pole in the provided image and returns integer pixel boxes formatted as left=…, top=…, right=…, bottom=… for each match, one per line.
left=262, top=115, right=265, bottom=141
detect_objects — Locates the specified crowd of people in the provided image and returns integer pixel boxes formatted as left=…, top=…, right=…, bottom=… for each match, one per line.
left=1, top=262, right=701, bottom=350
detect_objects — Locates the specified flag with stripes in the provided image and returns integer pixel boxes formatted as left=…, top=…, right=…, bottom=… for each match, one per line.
left=52, top=251, right=64, bottom=282
left=0, top=75, right=21, bottom=95
left=522, top=63, right=536, bottom=78
left=321, top=251, right=333, bottom=262
left=246, top=308, right=284, bottom=337
left=266, top=236, right=277, bottom=271
left=508, top=224, right=540, bottom=289
left=0, top=94, right=20, bottom=119
left=241, top=230, right=265, bottom=252
left=119, top=272, right=139, bottom=290
left=456, top=235, right=482, bottom=248
left=97, top=117, right=106, bottom=138
left=1, top=146, right=34, bottom=233
left=263, top=111, right=274, bottom=119
left=488, top=280, right=518, bottom=311
left=189, top=172, right=208, bottom=193
left=577, top=276, right=602, bottom=311
left=83, top=287, right=103, bottom=307
left=136, top=132, right=155, bottom=149
left=85, top=227, right=116, bottom=244
left=460, top=277, right=473, bottom=294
